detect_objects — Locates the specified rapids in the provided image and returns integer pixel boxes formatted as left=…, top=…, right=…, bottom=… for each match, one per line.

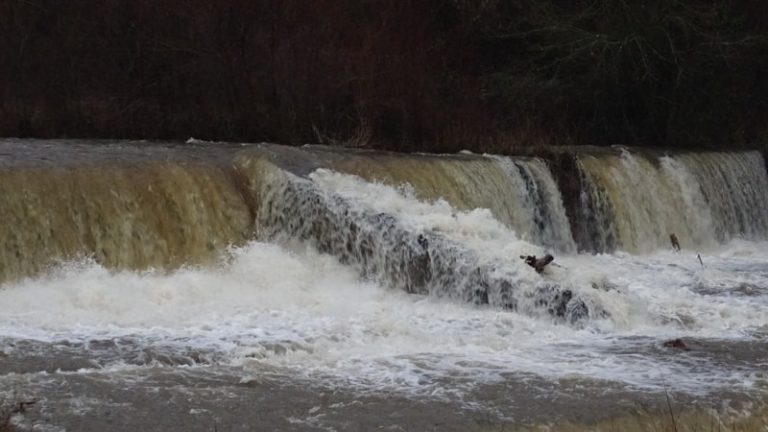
left=0, top=140, right=767, bottom=430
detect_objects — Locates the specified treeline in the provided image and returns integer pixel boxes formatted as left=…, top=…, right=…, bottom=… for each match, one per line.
left=1, top=0, right=766, bottom=152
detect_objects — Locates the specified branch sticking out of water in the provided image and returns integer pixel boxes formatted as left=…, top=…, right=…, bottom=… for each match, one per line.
left=664, top=388, right=679, bottom=432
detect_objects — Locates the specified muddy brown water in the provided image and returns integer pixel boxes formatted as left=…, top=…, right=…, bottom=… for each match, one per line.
left=1, top=139, right=767, bottom=430
left=1, top=336, right=766, bottom=431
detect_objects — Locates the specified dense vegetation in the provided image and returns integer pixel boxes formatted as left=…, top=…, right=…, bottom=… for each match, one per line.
left=1, top=0, right=766, bottom=152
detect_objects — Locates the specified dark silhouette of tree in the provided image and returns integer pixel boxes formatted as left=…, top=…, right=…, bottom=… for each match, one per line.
left=0, top=0, right=765, bottom=152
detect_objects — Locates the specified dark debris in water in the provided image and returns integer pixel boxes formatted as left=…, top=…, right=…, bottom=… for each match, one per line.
left=662, top=338, right=690, bottom=351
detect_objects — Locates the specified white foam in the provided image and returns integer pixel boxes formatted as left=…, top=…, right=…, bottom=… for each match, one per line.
left=0, top=173, right=766, bottom=396
left=309, top=168, right=545, bottom=266
left=309, top=170, right=768, bottom=334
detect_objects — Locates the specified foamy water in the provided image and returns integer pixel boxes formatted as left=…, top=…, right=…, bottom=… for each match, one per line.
left=1, top=171, right=767, bottom=401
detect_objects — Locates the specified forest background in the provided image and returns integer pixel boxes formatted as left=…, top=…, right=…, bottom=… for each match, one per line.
left=1, top=0, right=767, bottom=153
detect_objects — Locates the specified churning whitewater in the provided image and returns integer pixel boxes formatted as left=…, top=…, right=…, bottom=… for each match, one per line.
left=1, top=168, right=767, bottom=404
left=1, top=141, right=768, bottom=432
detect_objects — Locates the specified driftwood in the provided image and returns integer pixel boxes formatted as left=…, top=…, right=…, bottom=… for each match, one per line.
left=520, top=254, right=554, bottom=273
left=670, top=233, right=681, bottom=251
left=663, top=338, right=689, bottom=350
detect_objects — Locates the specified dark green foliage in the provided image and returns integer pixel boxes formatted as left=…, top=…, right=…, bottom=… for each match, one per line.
left=0, top=0, right=765, bottom=152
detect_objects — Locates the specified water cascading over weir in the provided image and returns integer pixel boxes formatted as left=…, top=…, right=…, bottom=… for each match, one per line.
left=573, top=149, right=768, bottom=253
left=233, top=146, right=593, bottom=321
left=1, top=139, right=767, bottom=321
left=0, top=140, right=253, bottom=283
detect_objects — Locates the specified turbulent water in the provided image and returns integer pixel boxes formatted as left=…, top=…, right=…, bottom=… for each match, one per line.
left=577, top=149, right=768, bottom=253
left=1, top=141, right=767, bottom=430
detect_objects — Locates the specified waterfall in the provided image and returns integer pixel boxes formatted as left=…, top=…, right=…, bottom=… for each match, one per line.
left=570, top=157, right=618, bottom=253
left=270, top=146, right=576, bottom=252
left=0, top=162, right=252, bottom=283
left=240, top=143, right=768, bottom=258
left=2, top=140, right=767, bottom=299
left=491, top=156, right=576, bottom=252
left=575, top=150, right=768, bottom=253
left=234, top=155, right=601, bottom=322
left=672, top=152, right=768, bottom=242
left=305, top=149, right=529, bottom=234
